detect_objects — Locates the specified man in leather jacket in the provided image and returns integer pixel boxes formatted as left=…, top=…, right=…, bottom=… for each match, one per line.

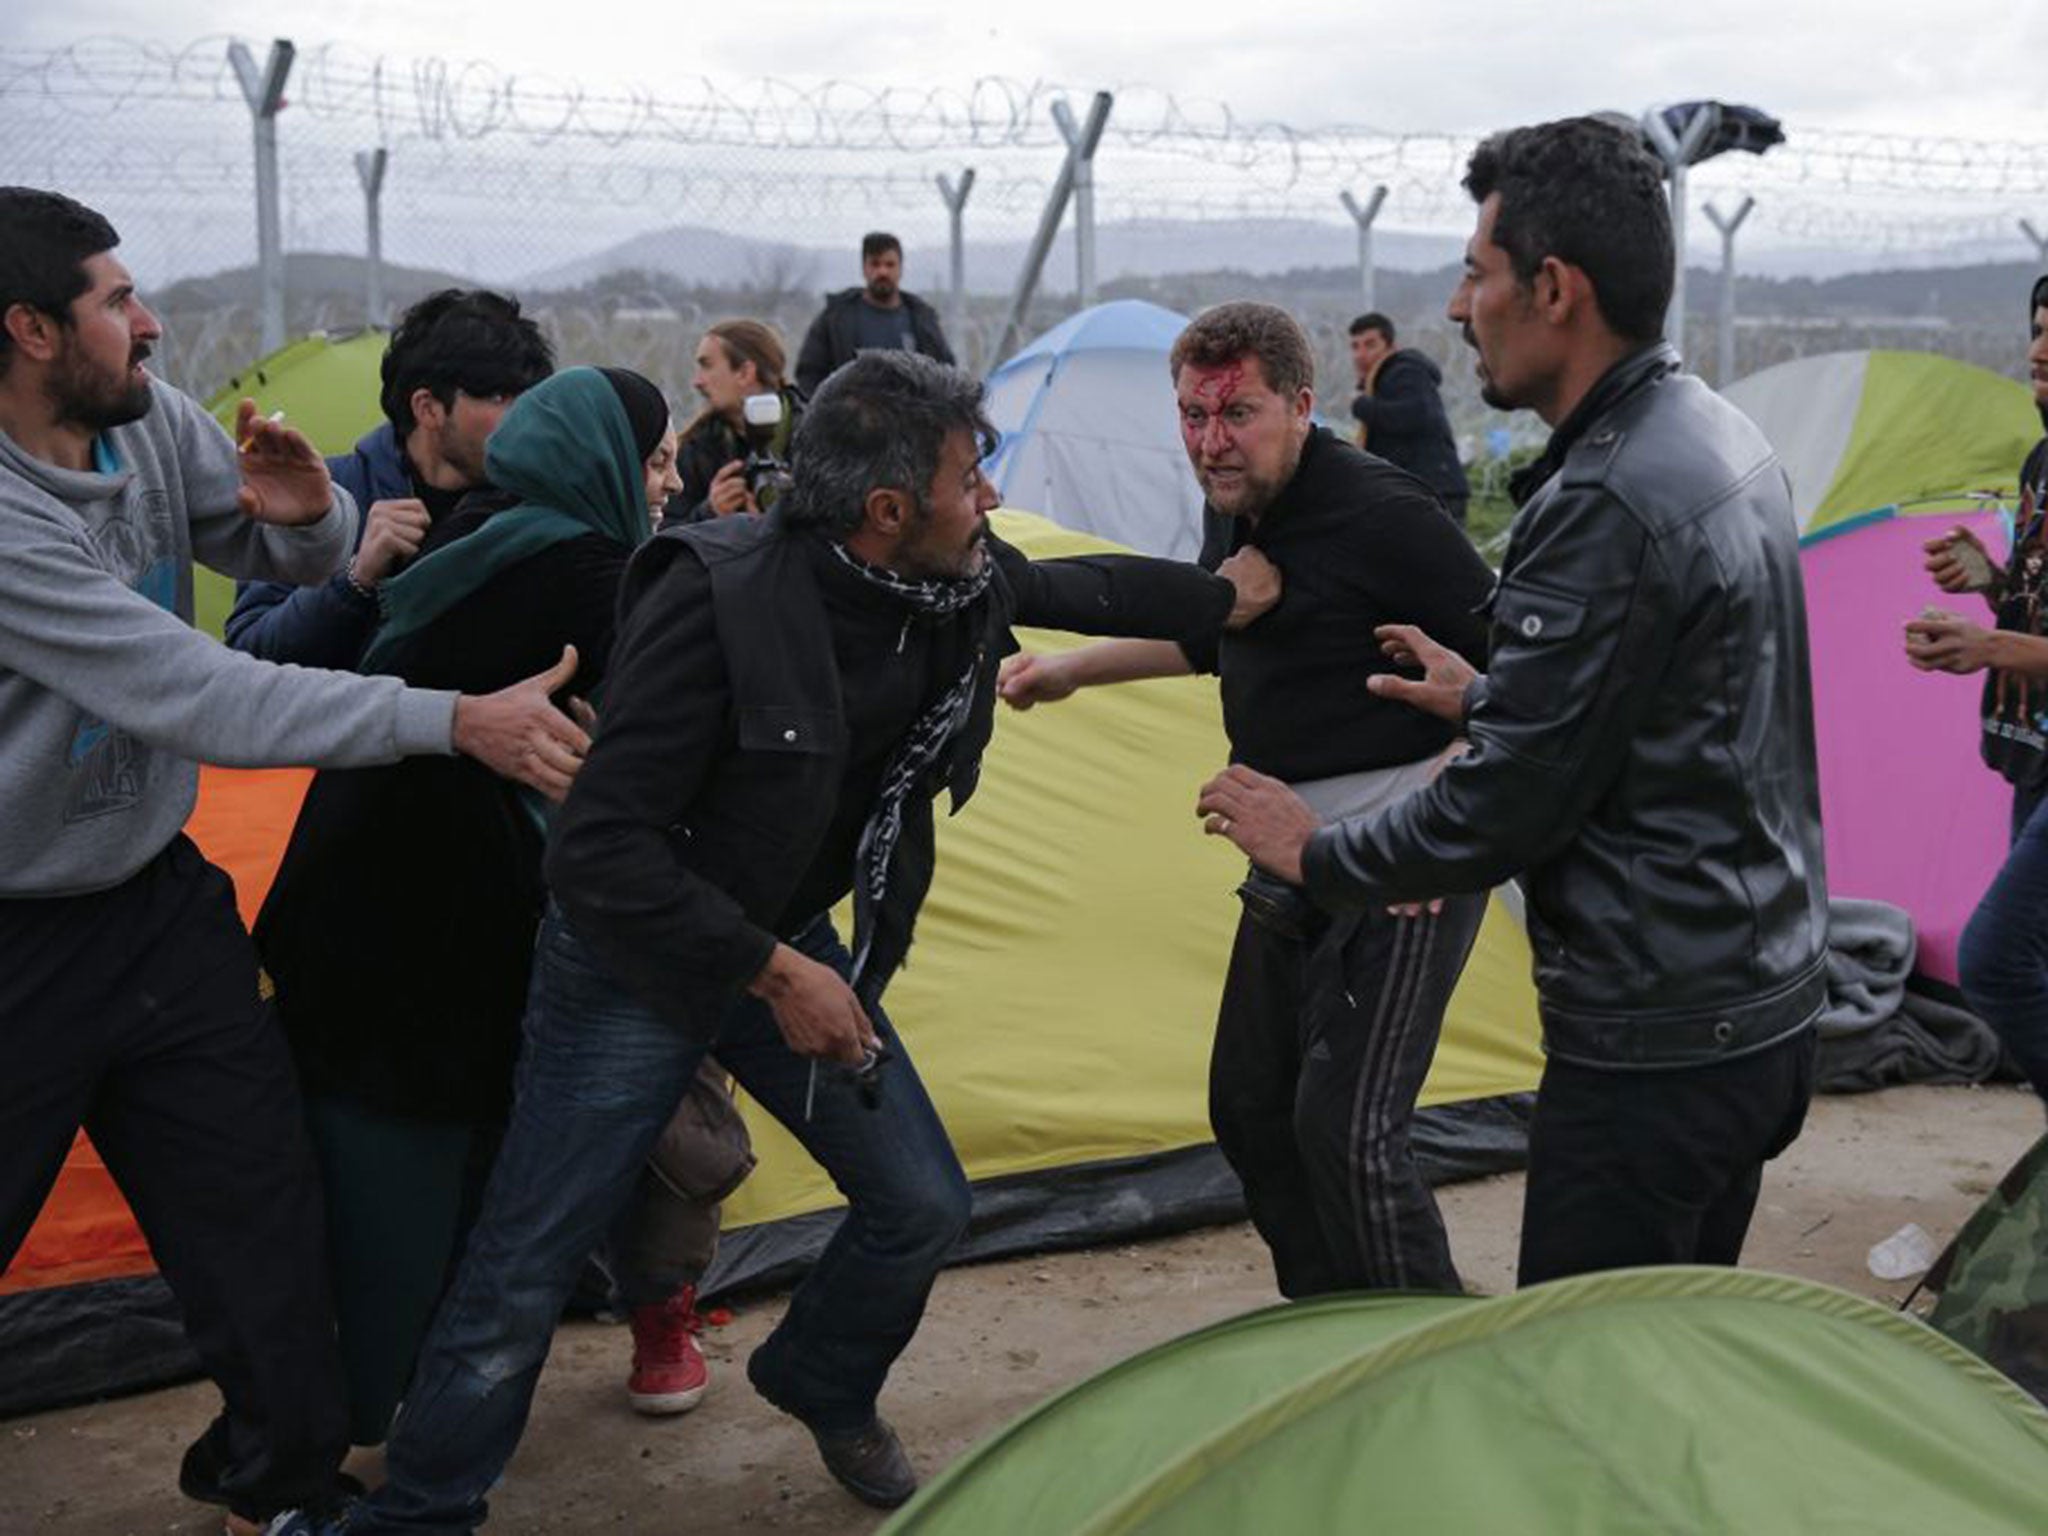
left=1198, top=116, right=1828, bottom=1287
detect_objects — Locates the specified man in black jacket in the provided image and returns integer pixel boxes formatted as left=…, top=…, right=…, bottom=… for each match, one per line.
left=1348, top=312, right=1470, bottom=524
left=328, top=352, right=1275, bottom=1533
left=794, top=232, right=954, bottom=398
left=1000, top=302, right=1495, bottom=1300
left=1198, top=117, right=1827, bottom=1287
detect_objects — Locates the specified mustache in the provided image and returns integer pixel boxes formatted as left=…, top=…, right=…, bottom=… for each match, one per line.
left=1460, top=324, right=1478, bottom=351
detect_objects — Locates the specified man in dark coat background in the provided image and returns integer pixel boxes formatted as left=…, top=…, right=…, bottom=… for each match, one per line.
left=1348, top=312, right=1470, bottom=524
left=795, top=232, right=954, bottom=397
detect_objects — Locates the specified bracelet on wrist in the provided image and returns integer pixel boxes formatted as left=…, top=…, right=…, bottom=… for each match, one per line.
left=341, top=568, right=377, bottom=603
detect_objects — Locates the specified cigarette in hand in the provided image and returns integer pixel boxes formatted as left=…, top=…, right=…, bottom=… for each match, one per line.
left=239, top=409, right=286, bottom=453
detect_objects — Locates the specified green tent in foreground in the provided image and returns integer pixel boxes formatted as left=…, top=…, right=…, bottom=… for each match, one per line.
left=885, top=1268, right=2048, bottom=1535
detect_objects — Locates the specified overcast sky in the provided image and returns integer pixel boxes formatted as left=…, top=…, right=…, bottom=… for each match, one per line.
left=11, top=0, right=2048, bottom=140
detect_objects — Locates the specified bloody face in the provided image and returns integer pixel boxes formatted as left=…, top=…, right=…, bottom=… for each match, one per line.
left=1174, top=353, right=1311, bottom=520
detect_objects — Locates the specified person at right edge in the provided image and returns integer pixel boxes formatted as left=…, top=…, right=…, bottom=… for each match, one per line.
left=1908, top=272, right=2048, bottom=1107
left=1196, top=117, right=1829, bottom=1287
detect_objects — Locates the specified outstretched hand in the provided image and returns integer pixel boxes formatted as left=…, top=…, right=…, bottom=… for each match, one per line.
left=1369, top=624, right=1476, bottom=723
left=1196, top=764, right=1319, bottom=885
left=451, top=645, right=594, bottom=802
left=232, top=398, right=334, bottom=527
left=997, top=652, right=1077, bottom=711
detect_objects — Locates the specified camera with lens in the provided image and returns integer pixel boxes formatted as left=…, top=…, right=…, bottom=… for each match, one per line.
left=740, top=392, right=793, bottom=503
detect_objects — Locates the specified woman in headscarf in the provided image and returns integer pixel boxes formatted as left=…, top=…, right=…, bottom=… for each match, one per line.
left=256, top=367, right=750, bottom=1468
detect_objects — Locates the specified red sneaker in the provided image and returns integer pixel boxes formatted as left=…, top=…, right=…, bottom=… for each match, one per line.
left=627, top=1286, right=710, bottom=1415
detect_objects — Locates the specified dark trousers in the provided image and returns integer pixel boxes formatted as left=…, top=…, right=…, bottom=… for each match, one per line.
left=0, top=836, right=345, bottom=1520
left=1957, top=782, right=2048, bottom=1104
left=1209, top=891, right=1486, bottom=1297
left=1517, top=1027, right=1817, bottom=1287
left=354, top=909, right=970, bottom=1533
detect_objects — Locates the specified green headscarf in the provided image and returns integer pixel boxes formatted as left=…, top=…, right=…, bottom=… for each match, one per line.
left=362, top=366, right=657, bottom=672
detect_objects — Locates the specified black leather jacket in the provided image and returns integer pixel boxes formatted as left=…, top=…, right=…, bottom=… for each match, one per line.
left=1301, top=343, right=1829, bottom=1070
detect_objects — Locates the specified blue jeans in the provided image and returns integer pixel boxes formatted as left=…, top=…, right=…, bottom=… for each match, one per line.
left=1958, top=783, right=2048, bottom=1105
left=351, top=908, right=971, bottom=1534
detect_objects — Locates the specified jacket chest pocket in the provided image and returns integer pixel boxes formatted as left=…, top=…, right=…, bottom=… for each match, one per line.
left=1491, top=580, right=1587, bottom=646
left=737, top=706, right=843, bottom=757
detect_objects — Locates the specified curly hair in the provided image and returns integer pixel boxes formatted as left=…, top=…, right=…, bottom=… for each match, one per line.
left=378, top=289, right=554, bottom=437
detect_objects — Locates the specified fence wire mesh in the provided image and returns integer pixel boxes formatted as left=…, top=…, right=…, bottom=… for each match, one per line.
left=5, top=35, right=2045, bottom=424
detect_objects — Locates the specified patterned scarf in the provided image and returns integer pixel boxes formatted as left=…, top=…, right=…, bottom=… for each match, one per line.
left=827, top=538, right=994, bottom=989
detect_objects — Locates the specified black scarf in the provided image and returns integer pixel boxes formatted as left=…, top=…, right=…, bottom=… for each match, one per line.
left=826, top=538, right=995, bottom=989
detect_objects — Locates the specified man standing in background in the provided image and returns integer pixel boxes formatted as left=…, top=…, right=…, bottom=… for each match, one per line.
left=795, top=232, right=955, bottom=396
left=1348, top=312, right=1470, bottom=525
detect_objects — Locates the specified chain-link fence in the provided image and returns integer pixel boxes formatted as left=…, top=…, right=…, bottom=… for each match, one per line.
left=6, top=35, right=2046, bottom=428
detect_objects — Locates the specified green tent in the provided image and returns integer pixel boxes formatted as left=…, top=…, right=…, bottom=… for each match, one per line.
left=194, top=328, right=389, bottom=636
left=885, top=1268, right=2048, bottom=1534
left=1722, top=349, right=2040, bottom=533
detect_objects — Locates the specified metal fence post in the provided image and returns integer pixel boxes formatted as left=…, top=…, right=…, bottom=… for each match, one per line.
left=2024, top=218, right=2048, bottom=267
left=1702, top=195, right=1755, bottom=388
left=228, top=38, right=296, bottom=356
left=936, top=168, right=976, bottom=362
left=1641, top=104, right=1720, bottom=361
left=355, top=148, right=390, bottom=328
left=1339, top=186, right=1388, bottom=314
left=994, top=91, right=1112, bottom=366
left=1051, top=98, right=1109, bottom=306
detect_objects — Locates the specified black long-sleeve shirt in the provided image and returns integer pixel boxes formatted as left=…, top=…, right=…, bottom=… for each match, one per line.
left=1181, top=427, right=1494, bottom=782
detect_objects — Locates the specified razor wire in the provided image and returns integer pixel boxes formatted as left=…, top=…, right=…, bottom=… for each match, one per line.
left=6, top=35, right=2046, bottom=403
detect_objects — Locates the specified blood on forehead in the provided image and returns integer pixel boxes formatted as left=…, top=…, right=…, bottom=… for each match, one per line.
left=1186, top=361, right=1248, bottom=407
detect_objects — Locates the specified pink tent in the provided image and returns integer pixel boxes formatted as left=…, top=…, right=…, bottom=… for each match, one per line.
left=1801, top=509, right=2011, bottom=985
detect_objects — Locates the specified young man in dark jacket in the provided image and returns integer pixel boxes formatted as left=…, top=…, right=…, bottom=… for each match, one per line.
left=312, top=351, right=1275, bottom=1533
left=1000, top=302, right=1495, bottom=1300
left=1200, top=117, right=1827, bottom=1288
left=794, top=232, right=954, bottom=398
left=1348, top=313, right=1469, bottom=524
left=224, top=290, right=552, bottom=667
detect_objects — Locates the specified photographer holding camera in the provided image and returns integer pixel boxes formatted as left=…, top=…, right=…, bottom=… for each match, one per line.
left=666, top=319, right=803, bottom=525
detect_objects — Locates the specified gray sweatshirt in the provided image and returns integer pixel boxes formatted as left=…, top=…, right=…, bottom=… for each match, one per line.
left=0, top=378, right=458, bottom=897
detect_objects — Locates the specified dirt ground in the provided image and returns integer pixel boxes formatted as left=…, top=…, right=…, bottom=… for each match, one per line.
left=5, top=1081, right=2042, bottom=1535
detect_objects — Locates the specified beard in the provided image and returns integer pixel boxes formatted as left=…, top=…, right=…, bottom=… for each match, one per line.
left=896, top=507, right=989, bottom=581
left=49, top=344, right=153, bottom=432
left=1198, top=466, right=1283, bottom=521
left=1195, top=436, right=1301, bottom=522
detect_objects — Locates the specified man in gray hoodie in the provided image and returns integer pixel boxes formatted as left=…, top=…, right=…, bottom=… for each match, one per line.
left=0, top=187, right=590, bottom=1533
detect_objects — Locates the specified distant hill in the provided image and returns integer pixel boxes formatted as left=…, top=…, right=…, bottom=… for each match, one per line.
left=153, top=252, right=477, bottom=320
left=513, top=217, right=1467, bottom=297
